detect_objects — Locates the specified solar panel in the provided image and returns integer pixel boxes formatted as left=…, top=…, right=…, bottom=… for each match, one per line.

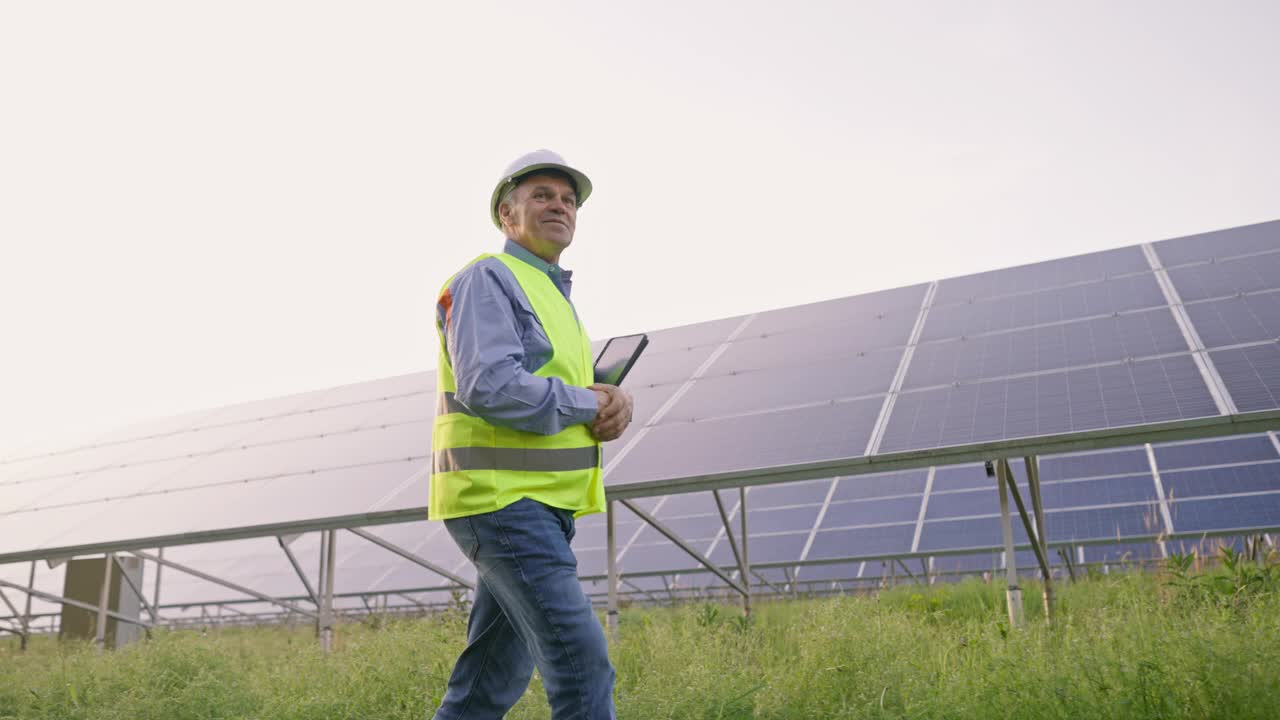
left=4, top=221, right=1280, bottom=619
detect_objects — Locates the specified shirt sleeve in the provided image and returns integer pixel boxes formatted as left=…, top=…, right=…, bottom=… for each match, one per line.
left=438, top=261, right=599, bottom=435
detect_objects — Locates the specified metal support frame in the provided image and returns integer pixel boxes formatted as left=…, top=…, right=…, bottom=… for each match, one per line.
left=151, top=548, right=164, bottom=613
left=712, top=487, right=752, bottom=616
left=130, top=550, right=317, bottom=619
left=740, top=487, right=751, bottom=616
left=995, top=461, right=1024, bottom=628
left=347, top=527, right=474, bottom=589
left=111, top=554, right=157, bottom=624
left=618, top=499, right=746, bottom=596
left=0, top=576, right=154, bottom=630
left=997, top=459, right=1054, bottom=622
left=110, top=555, right=157, bottom=637
left=606, top=501, right=619, bottom=642
left=278, top=535, right=319, bottom=606
left=0, top=588, right=29, bottom=649
left=94, top=554, right=113, bottom=652
left=1023, top=456, right=1055, bottom=622
left=319, top=529, right=337, bottom=653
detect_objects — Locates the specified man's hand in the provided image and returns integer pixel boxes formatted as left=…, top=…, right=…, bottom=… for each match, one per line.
left=588, top=383, right=634, bottom=442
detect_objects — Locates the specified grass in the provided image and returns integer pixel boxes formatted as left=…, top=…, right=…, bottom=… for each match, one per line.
left=2, top=561, right=1279, bottom=719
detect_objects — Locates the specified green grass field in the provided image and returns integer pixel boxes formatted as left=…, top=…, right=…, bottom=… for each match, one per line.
left=3, top=556, right=1279, bottom=719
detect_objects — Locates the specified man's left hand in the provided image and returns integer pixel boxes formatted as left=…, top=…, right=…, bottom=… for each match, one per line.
left=587, top=383, right=634, bottom=442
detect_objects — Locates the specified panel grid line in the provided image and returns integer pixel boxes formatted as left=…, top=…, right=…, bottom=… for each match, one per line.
left=910, top=466, right=936, bottom=553
left=866, top=282, right=938, bottom=456
left=1141, top=242, right=1239, bottom=415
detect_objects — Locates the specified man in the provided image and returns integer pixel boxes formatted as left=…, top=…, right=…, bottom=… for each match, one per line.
left=429, top=149, right=634, bottom=720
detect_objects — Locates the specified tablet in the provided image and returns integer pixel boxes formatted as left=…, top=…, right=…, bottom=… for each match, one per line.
left=593, top=333, right=649, bottom=386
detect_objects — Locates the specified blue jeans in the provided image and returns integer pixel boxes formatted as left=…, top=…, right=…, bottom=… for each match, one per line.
left=432, top=498, right=616, bottom=720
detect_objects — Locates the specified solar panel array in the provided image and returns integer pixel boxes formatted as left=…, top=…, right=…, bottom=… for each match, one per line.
left=2, top=220, right=1279, bottom=619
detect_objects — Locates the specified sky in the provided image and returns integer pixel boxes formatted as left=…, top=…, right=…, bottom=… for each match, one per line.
left=1, top=1, right=1278, bottom=457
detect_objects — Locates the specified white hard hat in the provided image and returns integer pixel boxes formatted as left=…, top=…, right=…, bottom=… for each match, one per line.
left=490, top=149, right=593, bottom=230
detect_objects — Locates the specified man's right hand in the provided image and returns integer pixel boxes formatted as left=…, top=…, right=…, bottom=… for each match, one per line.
left=588, top=383, right=634, bottom=442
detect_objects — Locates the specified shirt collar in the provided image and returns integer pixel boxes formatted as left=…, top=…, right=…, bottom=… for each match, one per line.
left=503, top=238, right=571, bottom=278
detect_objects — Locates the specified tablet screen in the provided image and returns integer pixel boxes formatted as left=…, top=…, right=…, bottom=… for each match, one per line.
left=593, top=333, right=649, bottom=386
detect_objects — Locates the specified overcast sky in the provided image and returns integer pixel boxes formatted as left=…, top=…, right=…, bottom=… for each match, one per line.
left=1, top=1, right=1277, bottom=457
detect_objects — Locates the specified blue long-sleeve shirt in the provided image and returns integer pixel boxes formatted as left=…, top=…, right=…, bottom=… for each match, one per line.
left=436, top=239, right=599, bottom=435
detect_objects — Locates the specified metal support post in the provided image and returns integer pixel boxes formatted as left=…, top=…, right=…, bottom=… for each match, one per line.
left=1058, top=547, right=1077, bottom=582
left=110, top=555, right=155, bottom=639
left=1000, top=460, right=1051, bottom=579
left=1024, top=455, right=1054, bottom=623
left=315, top=530, right=329, bottom=638
left=606, top=501, right=619, bottom=643
left=996, top=460, right=1023, bottom=628
left=739, top=486, right=751, bottom=617
left=0, top=589, right=29, bottom=650
left=152, top=548, right=164, bottom=616
left=95, top=554, right=114, bottom=652
left=23, top=561, right=35, bottom=648
left=320, top=529, right=337, bottom=653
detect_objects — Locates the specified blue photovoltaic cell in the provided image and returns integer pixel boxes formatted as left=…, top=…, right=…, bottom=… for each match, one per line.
left=717, top=309, right=917, bottom=370
left=1038, top=449, right=1151, bottom=480
left=926, top=489, right=998, bottom=520
left=918, top=517, right=1028, bottom=552
left=806, top=524, right=915, bottom=560
left=1154, top=435, right=1279, bottom=470
left=1161, top=463, right=1280, bottom=500
left=930, top=464, right=994, bottom=492
left=745, top=284, right=928, bottom=337
left=645, top=515, right=723, bottom=540
left=618, top=543, right=705, bottom=574
left=1185, top=293, right=1280, bottom=348
left=1039, top=475, right=1157, bottom=509
left=1167, top=254, right=1280, bottom=303
left=1169, top=493, right=1280, bottom=533
left=746, top=505, right=822, bottom=534
left=665, top=347, right=902, bottom=421
left=1045, top=505, right=1159, bottom=542
left=651, top=491, right=725, bottom=518
left=606, top=396, right=882, bottom=486
left=736, top=532, right=810, bottom=564
left=880, top=354, right=1218, bottom=453
left=625, top=344, right=720, bottom=389
left=1211, top=345, right=1280, bottom=412
left=922, top=273, right=1167, bottom=342
left=830, top=470, right=928, bottom=500
left=905, top=308, right=1187, bottom=390
left=1153, top=220, right=1280, bottom=267
left=820, top=496, right=921, bottom=528
left=931, top=246, right=1152, bottom=306
left=747, top=478, right=834, bottom=508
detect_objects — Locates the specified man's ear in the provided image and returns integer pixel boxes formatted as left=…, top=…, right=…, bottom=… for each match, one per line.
left=498, top=200, right=514, bottom=229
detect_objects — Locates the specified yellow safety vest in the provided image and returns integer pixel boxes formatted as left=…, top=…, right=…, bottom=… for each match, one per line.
left=429, top=252, right=604, bottom=520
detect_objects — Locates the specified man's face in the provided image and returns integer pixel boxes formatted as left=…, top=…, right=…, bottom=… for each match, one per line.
left=500, top=173, right=578, bottom=261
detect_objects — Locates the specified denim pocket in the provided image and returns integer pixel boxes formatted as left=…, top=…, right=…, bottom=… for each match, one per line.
left=444, top=517, right=480, bottom=562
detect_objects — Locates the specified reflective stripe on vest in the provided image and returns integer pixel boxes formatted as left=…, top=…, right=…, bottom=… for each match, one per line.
left=429, top=252, right=605, bottom=521
left=433, top=446, right=601, bottom=474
